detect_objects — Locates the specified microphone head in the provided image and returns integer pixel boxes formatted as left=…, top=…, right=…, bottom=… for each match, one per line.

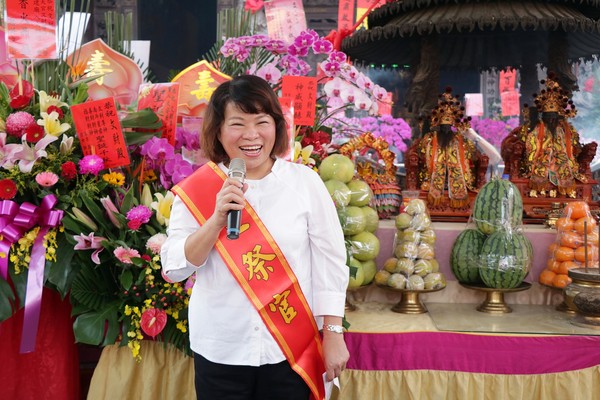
left=228, top=158, right=246, bottom=180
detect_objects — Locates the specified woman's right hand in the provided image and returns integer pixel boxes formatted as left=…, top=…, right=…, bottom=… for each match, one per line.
left=211, top=178, right=247, bottom=228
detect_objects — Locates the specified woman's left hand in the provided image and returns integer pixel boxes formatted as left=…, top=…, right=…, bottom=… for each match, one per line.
left=322, top=331, right=349, bottom=382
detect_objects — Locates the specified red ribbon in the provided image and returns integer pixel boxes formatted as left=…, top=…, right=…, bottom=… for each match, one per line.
left=0, top=195, right=64, bottom=353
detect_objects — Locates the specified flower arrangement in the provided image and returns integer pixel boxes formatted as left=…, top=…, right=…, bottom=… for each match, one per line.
left=469, top=116, right=520, bottom=150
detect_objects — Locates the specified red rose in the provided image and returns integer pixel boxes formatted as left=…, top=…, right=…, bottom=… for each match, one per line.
left=9, top=80, right=34, bottom=109
left=0, top=179, right=18, bottom=200
left=61, top=161, right=77, bottom=180
left=25, top=124, right=44, bottom=143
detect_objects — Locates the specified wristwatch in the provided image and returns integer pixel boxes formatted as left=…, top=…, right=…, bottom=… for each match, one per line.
left=323, top=324, right=344, bottom=334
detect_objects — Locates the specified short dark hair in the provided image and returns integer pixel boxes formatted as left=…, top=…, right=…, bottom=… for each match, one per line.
left=201, top=75, right=289, bottom=163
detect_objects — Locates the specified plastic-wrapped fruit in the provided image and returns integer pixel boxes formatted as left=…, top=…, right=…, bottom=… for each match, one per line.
left=414, top=259, right=433, bottom=277
left=417, top=243, right=435, bottom=260
left=383, top=257, right=399, bottom=273
left=324, top=179, right=351, bottom=208
left=420, top=228, right=436, bottom=245
left=394, top=241, right=418, bottom=259
left=361, top=260, right=377, bottom=285
left=396, top=257, right=415, bottom=277
left=410, top=212, right=431, bottom=231
left=395, top=212, right=412, bottom=230
left=362, top=206, right=379, bottom=233
left=429, top=258, right=440, bottom=273
left=406, top=274, right=425, bottom=290
left=374, top=270, right=391, bottom=286
left=405, top=199, right=427, bottom=215
left=399, top=229, right=420, bottom=244
left=423, top=272, right=446, bottom=290
left=387, top=273, right=407, bottom=289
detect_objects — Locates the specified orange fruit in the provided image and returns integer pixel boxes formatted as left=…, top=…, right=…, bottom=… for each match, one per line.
left=546, top=259, right=561, bottom=273
left=574, top=216, right=597, bottom=235
left=564, top=201, right=590, bottom=220
left=588, top=231, right=600, bottom=247
left=553, top=246, right=575, bottom=262
left=548, top=242, right=559, bottom=255
left=555, top=217, right=574, bottom=232
left=574, top=245, right=599, bottom=264
left=552, top=273, right=572, bottom=289
left=559, top=231, right=584, bottom=248
left=558, top=261, right=579, bottom=275
left=539, top=269, right=556, bottom=286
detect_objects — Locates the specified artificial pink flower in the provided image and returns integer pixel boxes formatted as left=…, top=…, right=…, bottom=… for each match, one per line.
left=78, top=154, right=105, bottom=175
left=73, top=232, right=106, bottom=265
left=35, top=171, right=59, bottom=187
left=113, top=246, right=141, bottom=264
left=6, top=111, right=35, bottom=138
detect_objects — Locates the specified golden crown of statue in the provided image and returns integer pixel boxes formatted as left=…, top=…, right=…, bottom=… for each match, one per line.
left=533, top=75, right=577, bottom=118
left=430, top=87, right=464, bottom=127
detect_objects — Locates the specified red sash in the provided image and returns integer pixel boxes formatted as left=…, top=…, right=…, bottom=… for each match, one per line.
left=172, top=162, right=326, bottom=400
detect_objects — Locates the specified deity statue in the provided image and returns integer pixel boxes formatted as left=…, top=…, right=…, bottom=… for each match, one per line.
left=406, top=88, right=488, bottom=209
left=523, top=76, right=590, bottom=198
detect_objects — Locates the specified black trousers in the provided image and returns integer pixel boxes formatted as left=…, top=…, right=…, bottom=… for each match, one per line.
left=194, top=353, right=311, bottom=400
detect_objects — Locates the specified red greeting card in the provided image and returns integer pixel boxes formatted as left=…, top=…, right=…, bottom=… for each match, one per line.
left=71, top=98, right=130, bottom=168
left=501, top=90, right=520, bottom=117
left=138, top=83, right=180, bottom=146
left=281, top=76, right=317, bottom=127
left=338, top=0, right=355, bottom=32
left=5, top=0, right=57, bottom=59
left=499, top=69, right=517, bottom=93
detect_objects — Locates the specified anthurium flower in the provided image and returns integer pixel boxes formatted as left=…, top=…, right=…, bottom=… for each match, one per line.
left=37, top=111, right=71, bottom=136
left=73, top=232, right=106, bottom=265
left=150, top=191, right=174, bottom=226
left=140, top=308, right=167, bottom=338
left=9, top=79, right=34, bottom=109
left=38, top=90, right=68, bottom=113
left=14, top=134, right=58, bottom=173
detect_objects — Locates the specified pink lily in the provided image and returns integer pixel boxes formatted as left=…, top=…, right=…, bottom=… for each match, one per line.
left=73, top=232, right=106, bottom=265
left=0, top=132, right=21, bottom=169
left=14, top=134, right=58, bottom=173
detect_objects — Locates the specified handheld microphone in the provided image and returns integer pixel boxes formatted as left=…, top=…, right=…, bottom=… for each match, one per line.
left=227, top=158, right=246, bottom=240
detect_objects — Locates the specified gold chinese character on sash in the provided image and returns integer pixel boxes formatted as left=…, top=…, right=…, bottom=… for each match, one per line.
left=84, top=50, right=114, bottom=85
left=269, top=290, right=298, bottom=324
left=242, top=244, right=275, bottom=281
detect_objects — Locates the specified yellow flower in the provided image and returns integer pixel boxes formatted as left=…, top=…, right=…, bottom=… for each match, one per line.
left=38, top=91, right=69, bottom=113
left=292, top=142, right=315, bottom=167
left=102, top=172, right=126, bottom=186
left=37, top=111, right=71, bottom=136
left=151, top=191, right=174, bottom=226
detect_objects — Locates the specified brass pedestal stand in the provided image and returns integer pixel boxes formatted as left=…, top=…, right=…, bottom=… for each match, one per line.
left=376, top=284, right=445, bottom=314
left=461, top=282, right=532, bottom=314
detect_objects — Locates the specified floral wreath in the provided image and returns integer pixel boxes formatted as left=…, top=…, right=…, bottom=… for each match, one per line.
left=339, top=132, right=397, bottom=184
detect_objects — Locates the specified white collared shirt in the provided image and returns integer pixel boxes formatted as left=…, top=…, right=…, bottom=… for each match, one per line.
left=161, top=158, right=348, bottom=366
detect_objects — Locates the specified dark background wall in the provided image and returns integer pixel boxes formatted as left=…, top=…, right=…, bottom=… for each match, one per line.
left=139, top=0, right=217, bottom=81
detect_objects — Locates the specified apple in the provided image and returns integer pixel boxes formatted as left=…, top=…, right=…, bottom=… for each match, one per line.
left=387, top=273, right=407, bottom=289
left=349, top=231, right=380, bottom=261
left=395, top=212, right=412, bottom=230
left=383, top=257, right=399, bottom=273
left=361, top=260, right=377, bottom=285
left=319, top=154, right=355, bottom=183
left=324, top=179, right=351, bottom=208
left=374, top=270, right=391, bottom=286
left=420, top=228, right=436, bottom=245
left=339, top=206, right=367, bottom=235
left=361, top=206, right=379, bottom=233
left=347, top=179, right=373, bottom=207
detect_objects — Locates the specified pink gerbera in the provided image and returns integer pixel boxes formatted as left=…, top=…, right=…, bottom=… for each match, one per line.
left=78, top=154, right=105, bottom=176
left=35, top=171, right=59, bottom=187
